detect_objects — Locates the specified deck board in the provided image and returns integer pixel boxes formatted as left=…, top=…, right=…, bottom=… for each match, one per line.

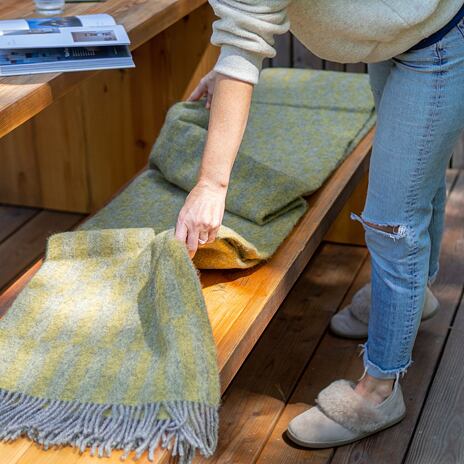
left=0, top=209, right=84, bottom=291
left=0, top=206, right=38, bottom=243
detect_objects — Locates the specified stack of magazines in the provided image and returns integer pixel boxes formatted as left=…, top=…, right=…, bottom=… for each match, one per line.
left=0, top=14, right=135, bottom=76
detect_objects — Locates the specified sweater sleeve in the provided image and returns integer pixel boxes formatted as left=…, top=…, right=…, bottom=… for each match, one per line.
left=208, top=0, right=291, bottom=84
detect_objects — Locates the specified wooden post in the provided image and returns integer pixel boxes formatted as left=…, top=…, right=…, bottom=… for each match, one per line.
left=323, top=170, right=368, bottom=246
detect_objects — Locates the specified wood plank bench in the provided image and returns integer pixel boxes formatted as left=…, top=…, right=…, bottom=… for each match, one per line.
left=0, top=99, right=374, bottom=463
left=0, top=0, right=219, bottom=213
left=0, top=126, right=373, bottom=389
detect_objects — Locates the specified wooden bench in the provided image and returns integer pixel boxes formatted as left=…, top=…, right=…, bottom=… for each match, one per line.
left=0, top=127, right=373, bottom=462
left=0, top=0, right=219, bottom=213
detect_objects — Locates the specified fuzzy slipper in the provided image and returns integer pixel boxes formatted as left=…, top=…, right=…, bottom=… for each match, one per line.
left=286, top=378, right=406, bottom=448
left=329, top=282, right=440, bottom=339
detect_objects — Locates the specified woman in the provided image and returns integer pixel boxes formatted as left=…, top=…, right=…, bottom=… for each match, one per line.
left=174, top=0, right=464, bottom=448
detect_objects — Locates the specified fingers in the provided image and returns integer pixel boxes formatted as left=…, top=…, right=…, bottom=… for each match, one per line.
left=186, top=227, right=199, bottom=258
left=187, top=84, right=206, bottom=102
left=175, top=218, right=188, bottom=242
left=205, top=224, right=220, bottom=243
left=198, top=230, right=209, bottom=245
left=205, top=91, right=213, bottom=109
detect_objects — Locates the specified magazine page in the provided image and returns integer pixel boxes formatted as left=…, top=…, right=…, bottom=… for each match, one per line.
left=0, top=14, right=115, bottom=31
left=0, top=45, right=132, bottom=66
left=0, top=45, right=135, bottom=76
left=0, top=15, right=127, bottom=49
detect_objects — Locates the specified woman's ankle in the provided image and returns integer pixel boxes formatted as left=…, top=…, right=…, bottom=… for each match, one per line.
left=354, top=373, right=394, bottom=404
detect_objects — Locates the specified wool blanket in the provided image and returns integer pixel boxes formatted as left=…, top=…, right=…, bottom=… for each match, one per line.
left=0, top=228, right=220, bottom=463
left=83, top=68, right=376, bottom=268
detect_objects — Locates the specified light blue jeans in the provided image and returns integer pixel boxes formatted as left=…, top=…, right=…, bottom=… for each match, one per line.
left=351, top=17, right=464, bottom=380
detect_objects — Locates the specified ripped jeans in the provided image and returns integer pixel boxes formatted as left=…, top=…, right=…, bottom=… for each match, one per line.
left=351, top=18, right=464, bottom=381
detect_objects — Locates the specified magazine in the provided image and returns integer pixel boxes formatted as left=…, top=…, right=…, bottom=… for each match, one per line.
left=0, top=14, right=134, bottom=76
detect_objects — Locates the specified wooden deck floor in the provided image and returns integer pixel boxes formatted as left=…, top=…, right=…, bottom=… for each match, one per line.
left=1, top=168, right=463, bottom=464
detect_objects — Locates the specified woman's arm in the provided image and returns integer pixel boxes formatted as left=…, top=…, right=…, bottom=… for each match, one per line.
left=175, top=73, right=253, bottom=257
left=175, top=0, right=291, bottom=257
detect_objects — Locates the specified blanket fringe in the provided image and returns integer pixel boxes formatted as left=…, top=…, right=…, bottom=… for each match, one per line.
left=0, top=389, right=218, bottom=464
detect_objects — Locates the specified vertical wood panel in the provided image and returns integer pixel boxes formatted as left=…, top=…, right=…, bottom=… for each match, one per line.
left=0, top=122, right=42, bottom=207
left=33, top=88, right=90, bottom=211
left=268, top=33, right=367, bottom=74
left=346, top=62, right=368, bottom=73
left=79, top=68, right=137, bottom=212
left=82, top=3, right=219, bottom=212
left=0, top=90, right=90, bottom=212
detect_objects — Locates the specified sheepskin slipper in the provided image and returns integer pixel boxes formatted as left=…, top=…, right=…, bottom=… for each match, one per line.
left=286, top=378, right=406, bottom=448
left=329, top=282, right=440, bottom=339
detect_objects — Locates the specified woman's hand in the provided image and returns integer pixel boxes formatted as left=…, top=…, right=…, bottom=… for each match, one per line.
left=176, top=72, right=254, bottom=259
left=175, top=180, right=227, bottom=258
left=187, top=70, right=218, bottom=109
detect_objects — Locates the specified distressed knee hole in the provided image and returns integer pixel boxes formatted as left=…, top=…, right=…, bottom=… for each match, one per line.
left=363, top=220, right=399, bottom=234
left=350, top=212, right=408, bottom=240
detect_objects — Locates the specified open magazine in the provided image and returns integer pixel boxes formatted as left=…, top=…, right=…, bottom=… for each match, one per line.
left=0, top=14, right=135, bottom=76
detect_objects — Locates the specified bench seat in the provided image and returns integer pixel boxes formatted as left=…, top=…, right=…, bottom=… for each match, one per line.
left=0, top=128, right=373, bottom=395
left=0, top=126, right=373, bottom=463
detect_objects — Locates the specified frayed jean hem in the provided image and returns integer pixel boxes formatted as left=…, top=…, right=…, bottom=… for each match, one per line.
left=357, top=342, right=413, bottom=381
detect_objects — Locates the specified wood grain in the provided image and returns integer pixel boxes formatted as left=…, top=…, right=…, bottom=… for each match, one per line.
left=0, top=88, right=89, bottom=211
left=0, top=0, right=209, bottom=139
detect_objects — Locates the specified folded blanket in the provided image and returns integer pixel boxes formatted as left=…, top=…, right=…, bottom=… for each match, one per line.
left=83, top=68, right=375, bottom=269
left=0, top=228, right=220, bottom=463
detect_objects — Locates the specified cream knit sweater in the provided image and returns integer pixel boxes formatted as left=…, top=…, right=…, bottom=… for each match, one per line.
left=209, top=0, right=464, bottom=84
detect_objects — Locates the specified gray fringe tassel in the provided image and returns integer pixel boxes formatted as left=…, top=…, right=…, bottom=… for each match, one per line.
left=0, top=389, right=218, bottom=464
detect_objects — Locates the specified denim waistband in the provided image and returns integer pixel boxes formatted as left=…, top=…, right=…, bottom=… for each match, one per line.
left=409, top=1, right=464, bottom=51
